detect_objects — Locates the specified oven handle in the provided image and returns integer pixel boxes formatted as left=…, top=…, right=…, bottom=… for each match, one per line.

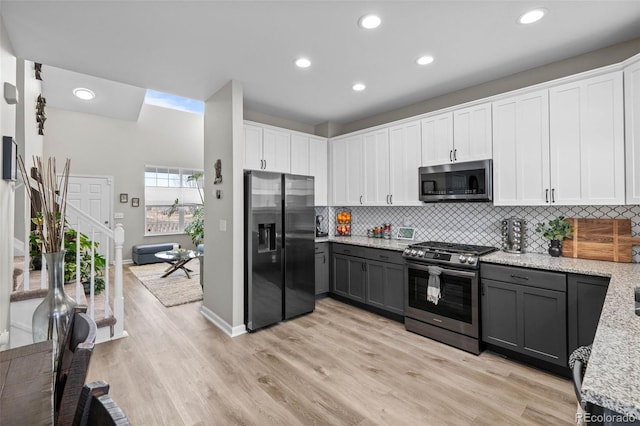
left=405, top=262, right=478, bottom=279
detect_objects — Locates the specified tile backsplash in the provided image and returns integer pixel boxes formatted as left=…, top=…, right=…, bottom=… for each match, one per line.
left=316, top=204, right=640, bottom=263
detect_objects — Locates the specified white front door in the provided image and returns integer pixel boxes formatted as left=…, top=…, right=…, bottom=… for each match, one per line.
left=66, top=175, right=113, bottom=256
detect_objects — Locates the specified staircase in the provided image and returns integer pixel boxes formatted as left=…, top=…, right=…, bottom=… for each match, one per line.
left=10, top=201, right=126, bottom=346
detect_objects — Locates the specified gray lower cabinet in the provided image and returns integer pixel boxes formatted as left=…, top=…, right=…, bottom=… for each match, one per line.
left=481, top=263, right=567, bottom=367
left=315, top=243, right=329, bottom=295
left=568, top=273, right=609, bottom=355
left=331, top=244, right=404, bottom=315
left=366, top=257, right=405, bottom=315
left=332, top=253, right=366, bottom=303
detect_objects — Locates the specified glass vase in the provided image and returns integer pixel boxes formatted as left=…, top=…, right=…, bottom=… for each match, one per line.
left=32, top=251, right=77, bottom=357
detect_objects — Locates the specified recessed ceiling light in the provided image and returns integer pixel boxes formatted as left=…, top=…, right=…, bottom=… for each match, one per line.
left=73, top=88, right=95, bottom=100
left=352, top=83, right=366, bottom=92
left=295, top=57, right=311, bottom=68
left=359, top=14, right=381, bottom=29
left=416, top=55, right=434, bottom=66
left=518, top=8, right=547, bottom=24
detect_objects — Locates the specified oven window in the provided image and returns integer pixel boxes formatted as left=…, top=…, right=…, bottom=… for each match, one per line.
left=408, top=267, right=473, bottom=323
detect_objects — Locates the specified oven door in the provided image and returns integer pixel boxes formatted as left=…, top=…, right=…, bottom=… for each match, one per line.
left=405, top=261, right=479, bottom=338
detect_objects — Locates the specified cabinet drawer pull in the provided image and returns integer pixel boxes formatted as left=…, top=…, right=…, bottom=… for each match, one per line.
left=432, top=318, right=443, bottom=323
left=379, top=255, right=389, bottom=259
left=510, top=274, right=529, bottom=280
left=344, top=249, right=350, bottom=253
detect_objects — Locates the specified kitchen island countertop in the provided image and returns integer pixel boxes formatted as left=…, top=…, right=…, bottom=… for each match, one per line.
left=481, top=251, right=640, bottom=420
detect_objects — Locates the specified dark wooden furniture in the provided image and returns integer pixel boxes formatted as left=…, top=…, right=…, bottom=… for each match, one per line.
left=55, top=307, right=98, bottom=426
left=0, top=340, right=54, bottom=425
left=73, top=381, right=130, bottom=426
left=315, top=242, right=329, bottom=295
left=331, top=244, right=405, bottom=316
left=481, top=263, right=567, bottom=368
left=567, top=273, right=609, bottom=356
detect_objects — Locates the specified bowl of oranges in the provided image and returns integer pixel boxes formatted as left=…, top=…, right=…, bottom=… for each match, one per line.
left=336, top=210, right=351, bottom=236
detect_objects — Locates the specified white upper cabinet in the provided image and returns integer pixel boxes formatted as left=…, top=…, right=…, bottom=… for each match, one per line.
left=331, top=135, right=363, bottom=206
left=330, top=122, right=422, bottom=206
left=309, top=137, right=328, bottom=206
left=549, top=71, right=624, bottom=205
left=363, top=129, right=390, bottom=205
left=262, top=128, right=291, bottom=173
left=389, top=120, right=422, bottom=205
left=244, top=124, right=264, bottom=171
left=625, top=59, right=640, bottom=205
left=290, top=133, right=310, bottom=175
left=421, top=104, right=492, bottom=166
left=421, top=112, right=453, bottom=165
left=453, top=103, right=492, bottom=163
left=493, top=89, right=550, bottom=206
left=244, top=124, right=291, bottom=173
left=493, top=71, right=624, bottom=206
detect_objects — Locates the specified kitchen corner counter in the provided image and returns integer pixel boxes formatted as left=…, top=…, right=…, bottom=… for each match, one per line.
left=327, top=235, right=410, bottom=252
left=481, top=251, right=640, bottom=420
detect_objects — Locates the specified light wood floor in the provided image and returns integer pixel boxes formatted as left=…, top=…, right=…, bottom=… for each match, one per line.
left=87, top=266, right=578, bottom=425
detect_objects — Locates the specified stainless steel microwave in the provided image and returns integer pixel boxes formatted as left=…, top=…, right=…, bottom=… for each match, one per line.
left=419, top=159, right=492, bottom=202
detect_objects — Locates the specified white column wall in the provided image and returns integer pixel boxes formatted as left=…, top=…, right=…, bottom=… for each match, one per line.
left=200, top=80, right=246, bottom=336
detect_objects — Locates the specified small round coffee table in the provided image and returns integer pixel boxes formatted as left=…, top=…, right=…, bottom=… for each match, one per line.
left=154, top=249, right=201, bottom=279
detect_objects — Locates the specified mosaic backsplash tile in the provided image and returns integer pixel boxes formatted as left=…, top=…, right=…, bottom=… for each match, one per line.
left=317, top=204, right=640, bottom=263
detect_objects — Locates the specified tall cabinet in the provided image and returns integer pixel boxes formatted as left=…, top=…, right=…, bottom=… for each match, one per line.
left=625, top=58, right=640, bottom=204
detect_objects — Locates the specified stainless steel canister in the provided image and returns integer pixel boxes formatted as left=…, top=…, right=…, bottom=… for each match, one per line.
left=501, top=218, right=526, bottom=253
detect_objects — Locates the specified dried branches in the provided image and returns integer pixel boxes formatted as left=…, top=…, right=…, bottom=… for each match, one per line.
left=18, top=156, right=71, bottom=253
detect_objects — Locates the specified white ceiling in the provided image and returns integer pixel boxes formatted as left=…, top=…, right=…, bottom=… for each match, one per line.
left=3, top=1, right=640, bottom=126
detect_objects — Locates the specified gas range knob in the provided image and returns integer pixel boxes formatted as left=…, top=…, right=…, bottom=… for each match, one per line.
left=458, top=254, right=467, bottom=263
left=417, top=250, right=425, bottom=257
left=410, top=249, right=418, bottom=256
left=403, top=248, right=412, bottom=256
left=467, top=256, right=477, bottom=265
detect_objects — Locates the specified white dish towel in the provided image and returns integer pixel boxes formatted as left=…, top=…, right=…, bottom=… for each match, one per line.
left=427, top=266, right=443, bottom=305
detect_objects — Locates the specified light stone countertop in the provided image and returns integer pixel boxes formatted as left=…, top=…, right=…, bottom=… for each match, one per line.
left=481, top=251, right=640, bottom=420
left=326, top=235, right=411, bottom=252
left=321, top=239, right=640, bottom=418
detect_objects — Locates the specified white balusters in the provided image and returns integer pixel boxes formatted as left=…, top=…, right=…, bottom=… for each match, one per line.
left=113, top=223, right=125, bottom=339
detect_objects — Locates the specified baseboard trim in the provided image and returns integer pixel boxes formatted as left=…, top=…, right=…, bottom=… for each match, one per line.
left=200, top=306, right=246, bottom=338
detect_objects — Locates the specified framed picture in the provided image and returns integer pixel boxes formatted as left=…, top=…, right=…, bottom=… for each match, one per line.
left=119, top=193, right=128, bottom=203
left=131, top=197, right=139, bottom=207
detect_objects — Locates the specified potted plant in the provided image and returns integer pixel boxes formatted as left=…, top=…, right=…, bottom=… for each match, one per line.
left=535, top=216, right=573, bottom=257
left=63, top=228, right=106, bottom=295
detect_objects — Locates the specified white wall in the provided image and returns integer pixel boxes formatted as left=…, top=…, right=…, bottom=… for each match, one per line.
left=14, top=59, right=43, bottom=249
left=200, top=80, right=246, bottom=336
left=43, top=103, right=204, bottom=259
left=0, top=15, right=17, bottom=348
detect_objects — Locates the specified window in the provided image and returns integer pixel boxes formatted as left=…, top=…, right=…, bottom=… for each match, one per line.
left=144, top=90, right=204, bottom=114
left=144, top=166, right=203, bottom=236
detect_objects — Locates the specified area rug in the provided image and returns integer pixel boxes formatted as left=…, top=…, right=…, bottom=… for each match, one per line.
left=129, top=262, right=202, bottom=307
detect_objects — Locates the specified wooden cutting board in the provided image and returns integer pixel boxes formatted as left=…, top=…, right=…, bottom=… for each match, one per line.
left=562, top=218, right=640, bottom=262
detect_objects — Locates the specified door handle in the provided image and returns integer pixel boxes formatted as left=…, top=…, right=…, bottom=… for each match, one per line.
left=449, top=150, right=453, bottom=162
left=389, top=194, right=392, bottom=204
left=323, top=255, right=326, bottom=264
left=545, top=189, right=549, bottom=203
left=360, top=195, right=363, bottom=204
left=386, top=194, right=390, bottom=204
left=453, top=149, right=457, bottom=161
left=551, top=188, right=555, bottom=203
left=263, top=159, right=267, bottom=169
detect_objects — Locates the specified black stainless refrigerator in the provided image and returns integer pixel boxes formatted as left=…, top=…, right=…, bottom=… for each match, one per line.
left=244, top=170, right=315, bottom=331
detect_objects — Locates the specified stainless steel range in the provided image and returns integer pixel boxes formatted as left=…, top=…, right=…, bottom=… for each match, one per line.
left=403, top=241, right=498, bottom=354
